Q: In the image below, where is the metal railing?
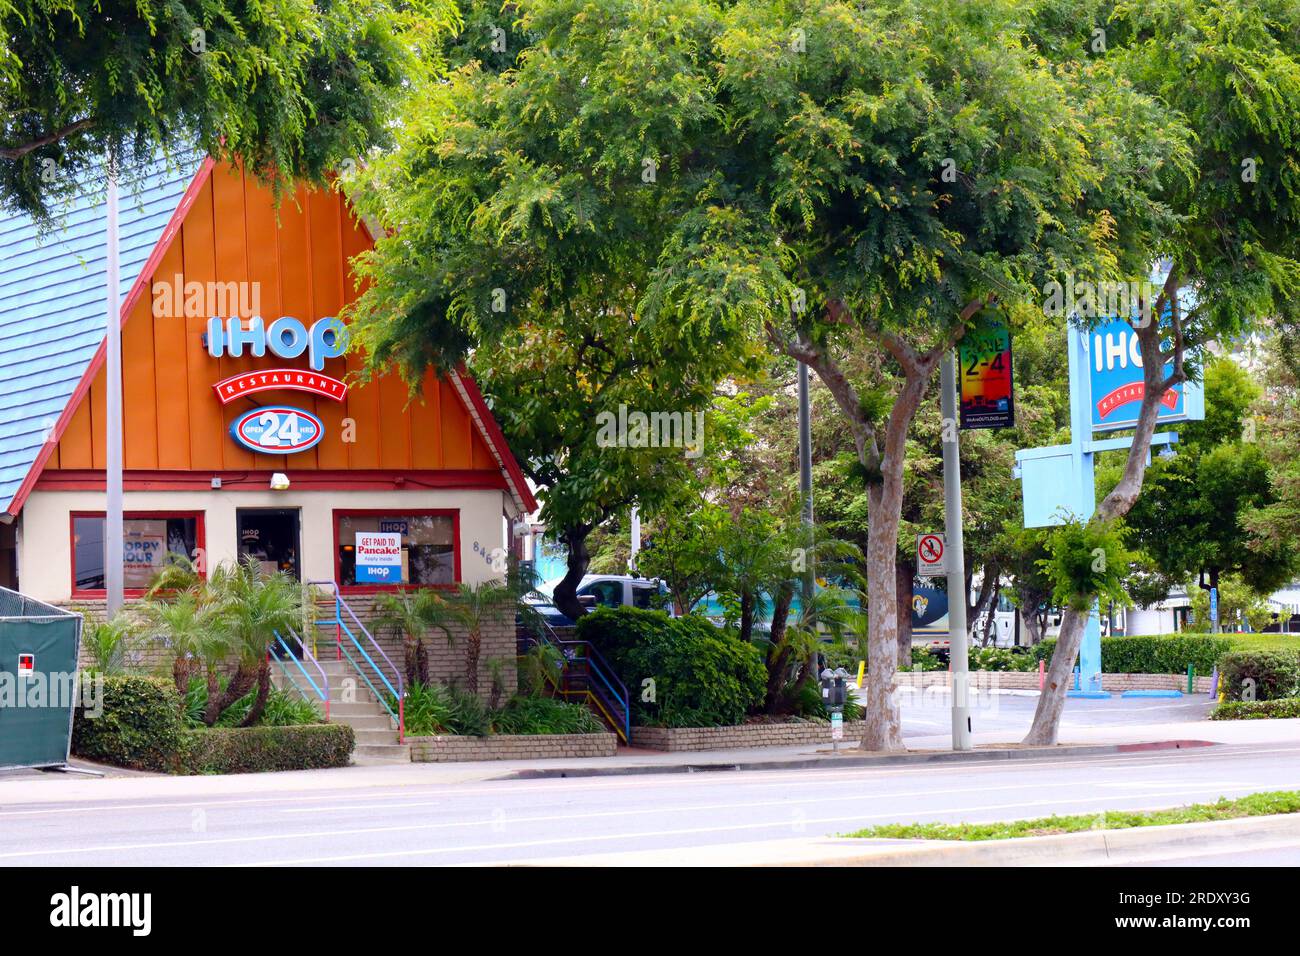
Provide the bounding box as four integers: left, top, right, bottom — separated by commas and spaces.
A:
309, 580, 405, 742
520, 621, 631, 744
270, 625, 330, 721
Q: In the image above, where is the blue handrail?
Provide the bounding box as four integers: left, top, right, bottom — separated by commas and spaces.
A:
309, 581, 405, 741
525, 623, 630, 742
272, 627, 329, 721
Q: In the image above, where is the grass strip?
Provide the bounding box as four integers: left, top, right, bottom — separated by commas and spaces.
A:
843, 790, 1300, 841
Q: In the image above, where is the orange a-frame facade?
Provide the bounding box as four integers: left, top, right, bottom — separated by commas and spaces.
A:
6, 158, 535, 602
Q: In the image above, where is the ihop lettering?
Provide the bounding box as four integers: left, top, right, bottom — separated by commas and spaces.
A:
206, 316, 347, 371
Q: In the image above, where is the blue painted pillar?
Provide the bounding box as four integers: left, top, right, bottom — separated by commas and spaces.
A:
1067, 326, 1104, 692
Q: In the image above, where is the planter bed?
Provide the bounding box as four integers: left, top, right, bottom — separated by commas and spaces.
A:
892, 671, 1213, 693
630, 720, 863, 752
407, 732, 617, 762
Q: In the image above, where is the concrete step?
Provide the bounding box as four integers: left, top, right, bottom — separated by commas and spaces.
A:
353, 743, 411, 764
352, 728, 402, 745
328, 702, 391, 718
329, 714, 394, 731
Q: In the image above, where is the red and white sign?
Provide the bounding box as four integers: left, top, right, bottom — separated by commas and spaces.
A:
917, 533, 946, 577
212, 368, 347, 405
17, 653, 34, 677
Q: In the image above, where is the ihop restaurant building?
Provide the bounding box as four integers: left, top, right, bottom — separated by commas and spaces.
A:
0, 155, 536, 602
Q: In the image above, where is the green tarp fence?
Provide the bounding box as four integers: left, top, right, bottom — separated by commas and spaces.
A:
0, 587, 82, 770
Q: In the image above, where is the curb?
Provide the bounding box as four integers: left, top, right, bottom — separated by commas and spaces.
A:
516, 811, 1300, 867
501, 738, 1215, 780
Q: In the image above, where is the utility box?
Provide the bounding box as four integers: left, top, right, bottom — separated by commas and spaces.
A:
0, 587, 82, 770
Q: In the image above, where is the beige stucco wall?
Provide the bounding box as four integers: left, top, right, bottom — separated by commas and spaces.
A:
17, 487, 515, 602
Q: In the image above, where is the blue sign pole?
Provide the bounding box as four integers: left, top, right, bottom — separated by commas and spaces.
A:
1016, 308, 1202, 699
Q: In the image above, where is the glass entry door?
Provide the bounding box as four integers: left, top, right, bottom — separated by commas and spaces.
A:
236, 508, 301, 580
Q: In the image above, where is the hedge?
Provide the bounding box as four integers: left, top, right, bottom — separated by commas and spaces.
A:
1217, 650, 1300, 702
1031, 634, 1233, 676
1210, 698, 1300, 720
72, 675, 185, 772
71, 674, 354, 773
577, 607, 766, 727
178, 724, 354, 774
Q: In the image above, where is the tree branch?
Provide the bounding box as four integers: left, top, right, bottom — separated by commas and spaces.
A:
0, 118, 96, 160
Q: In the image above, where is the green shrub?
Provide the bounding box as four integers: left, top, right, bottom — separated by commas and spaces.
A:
1210, 698, 1300, 720
178, 724, 353, 774
183, 676, 321, 728
399, 682, 456, 736
492, 696, 605, 735
968, 647, 1036, 672
1033, 634, 1233, 676
447, 687, 492, 736
909, 646, 946, 671
1217, 650, 1300, 702
72, 675, 184, 772
578, 607, 765, 727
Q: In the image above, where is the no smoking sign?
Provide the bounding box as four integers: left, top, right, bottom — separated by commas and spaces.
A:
917, 533, 946, 576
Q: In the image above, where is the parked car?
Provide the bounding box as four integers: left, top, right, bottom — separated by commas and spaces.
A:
524, 574, 673, 627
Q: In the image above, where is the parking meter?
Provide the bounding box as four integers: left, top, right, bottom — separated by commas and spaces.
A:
820, 667, 851, 751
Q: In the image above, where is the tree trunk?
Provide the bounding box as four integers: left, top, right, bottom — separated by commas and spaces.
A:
465, 629, 482, 695
215, 662, 258, 721
739, 590, 755, 644
240, 659, 272, 727
173, 656, 194, 698
763, 584, 796, 713
552, 525, 592, 622
1024, 279, 1186, 744
203, 667, 222, 727
895, 559, 914, 667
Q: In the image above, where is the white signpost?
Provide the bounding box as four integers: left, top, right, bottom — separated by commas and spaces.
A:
917, 533, 947, 577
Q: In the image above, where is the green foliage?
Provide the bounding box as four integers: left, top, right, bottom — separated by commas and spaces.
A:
1040, 518, 1137, 612
1218, 650, 1300, 702
968, 647, 1036, 672
846, 791, 1300, 841
399, 682, 456, 736
1034, 634, 1235, 676
491, 696, 605, 735
79, 611, 140, 676
178, 725, 353, 775
0, 0, 455, 218
577, 607, 766, 727
71, 676, 184, 772
446, 687, 493, 737
182, 676, 321, 728
518, 641, 565, 697
1211, 698, 1300, 720
1188, 575, 1274, 633
909, 646, 947, 672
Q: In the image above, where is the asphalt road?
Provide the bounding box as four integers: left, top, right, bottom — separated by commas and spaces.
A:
2, 740, 1298, 866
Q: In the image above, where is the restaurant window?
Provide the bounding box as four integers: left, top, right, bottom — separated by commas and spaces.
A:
335, 511, 458, 588
71, 512, 202, 594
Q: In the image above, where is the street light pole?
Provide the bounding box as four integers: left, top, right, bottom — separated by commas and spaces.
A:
940, 351, 972, 750
105, 159, 124, 617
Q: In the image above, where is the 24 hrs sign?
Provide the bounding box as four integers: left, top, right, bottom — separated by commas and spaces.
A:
229, 406, 324, 454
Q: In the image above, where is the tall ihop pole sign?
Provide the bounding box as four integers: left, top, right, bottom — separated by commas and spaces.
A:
204, 315, 349, 455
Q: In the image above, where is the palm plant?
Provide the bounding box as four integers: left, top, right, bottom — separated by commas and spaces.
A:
205, 556, 306, 726
373, 588, 452, 688
80, 611, 140, 676
761, 584, 867, 714
139, 592, 231, 723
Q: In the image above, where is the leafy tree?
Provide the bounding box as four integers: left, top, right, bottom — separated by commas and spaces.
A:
1023, 0, 1300, 743
1188, 573, 1273, 633
1243, 339, 1300, 558
0, 0, 449, 216
1112, 357, 1295, 619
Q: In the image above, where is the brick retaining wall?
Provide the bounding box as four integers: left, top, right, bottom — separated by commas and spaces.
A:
631, 721, 863, 752
407, 732, 617, 762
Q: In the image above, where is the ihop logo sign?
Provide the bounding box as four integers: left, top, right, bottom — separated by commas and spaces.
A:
206, 316, 347, 371
1089, 318, 1203, 432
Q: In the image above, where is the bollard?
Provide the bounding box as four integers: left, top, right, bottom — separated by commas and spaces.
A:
856, 660, 865, 689
1038, 658, 1045, 691
1187, 663, 1194, 695
1073, 666, 1080, 691
1209, 665, 1219, 699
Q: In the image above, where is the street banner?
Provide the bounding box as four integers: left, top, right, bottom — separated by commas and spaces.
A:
958, 313, 1015, 429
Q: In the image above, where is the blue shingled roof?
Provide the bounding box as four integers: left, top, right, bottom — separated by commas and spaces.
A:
0, 154, 202, 515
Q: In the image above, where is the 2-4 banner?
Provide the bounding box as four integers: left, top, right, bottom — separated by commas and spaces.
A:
958, 312, 1014, 430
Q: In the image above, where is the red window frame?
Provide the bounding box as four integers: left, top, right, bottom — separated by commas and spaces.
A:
332, 508, 461, 593
69, 510, 207, 599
